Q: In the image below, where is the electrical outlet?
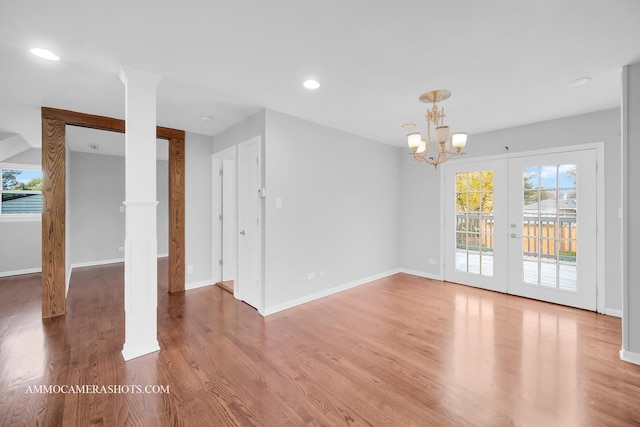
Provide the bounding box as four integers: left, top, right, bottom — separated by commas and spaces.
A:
118, 246, 125, 251
428, 259, 437, 265
319, 270, 326, 277
307, 272, 315, 281
187, 265, 194, 274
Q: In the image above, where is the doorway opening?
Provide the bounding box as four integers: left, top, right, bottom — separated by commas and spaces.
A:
212, 146, 236, 295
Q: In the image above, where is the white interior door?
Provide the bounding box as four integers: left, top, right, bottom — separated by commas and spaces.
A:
237, 138, 262, 310
507, 150, 597, 310
444, 159, 508, 292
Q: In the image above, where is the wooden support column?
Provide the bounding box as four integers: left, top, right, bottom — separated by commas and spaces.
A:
119, 65, 162, 361
41, 117, 66, 318
169, 137, 185, 293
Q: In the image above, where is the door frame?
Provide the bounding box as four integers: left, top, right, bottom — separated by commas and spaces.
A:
41, 107, 186, 319
440, 142, 605, 312
212, 146, 237, 286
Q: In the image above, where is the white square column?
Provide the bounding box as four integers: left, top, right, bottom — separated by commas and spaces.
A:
621, 61, 640, 366
119, 65, 162, 361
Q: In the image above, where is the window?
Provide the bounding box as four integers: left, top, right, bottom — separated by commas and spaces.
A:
1, 166, 43, 216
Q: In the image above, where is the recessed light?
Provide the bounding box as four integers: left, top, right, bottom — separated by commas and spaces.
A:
30, 48, 60, 61
200, 115, 214, 121
303, 79, 320, 90
401, 123, 416, 129
564, 77, 591, 88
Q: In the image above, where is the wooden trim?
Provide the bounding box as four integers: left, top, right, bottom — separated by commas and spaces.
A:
158, 127, 185, 140
41, 107, 184, 140
42, 107, 125, 133
41, 117, 66, 318
169, 138, 185, 293
40, 107, 186, 318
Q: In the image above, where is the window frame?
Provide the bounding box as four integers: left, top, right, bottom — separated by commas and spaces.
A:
1, 162, 43, 222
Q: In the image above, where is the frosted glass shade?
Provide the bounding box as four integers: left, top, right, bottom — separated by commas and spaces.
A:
435, 126, 450, 143
417, 140, 428, 153
451, 132, 468, 149
407, 132, 422, 150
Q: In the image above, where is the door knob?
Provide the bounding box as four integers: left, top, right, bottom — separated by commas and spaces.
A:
510, 233, 519, 238
240, 230, 246, 236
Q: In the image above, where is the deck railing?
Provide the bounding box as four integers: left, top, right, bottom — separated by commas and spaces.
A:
456, 214, 577, 262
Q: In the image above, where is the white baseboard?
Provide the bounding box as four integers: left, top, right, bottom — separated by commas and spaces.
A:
603, 308, 622, 318
620, 348, 640, 365
71, 258, 125, 270
399, 268, 443, 281
262, 268, 402, 316
122, 342, 160, 361
66, 266, 72, 296
0, 267, 41, 278
185, 278, 216, 291
70, 254, 169, 271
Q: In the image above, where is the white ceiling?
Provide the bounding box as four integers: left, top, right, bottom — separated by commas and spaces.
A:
1, 0, 639, 150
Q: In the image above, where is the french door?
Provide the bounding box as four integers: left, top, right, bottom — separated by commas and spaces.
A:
444, 149, 598, 311
507, 151, 597, 310
444, 160, 508, 293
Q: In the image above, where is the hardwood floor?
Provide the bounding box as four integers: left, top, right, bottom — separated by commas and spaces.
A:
217, 280, 234, 295
1, 262, 639, 426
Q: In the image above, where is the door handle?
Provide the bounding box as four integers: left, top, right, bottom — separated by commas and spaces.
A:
240, 230, 246, 236
510, 233, 520, 238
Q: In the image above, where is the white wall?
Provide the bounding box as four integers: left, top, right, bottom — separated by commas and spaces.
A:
400, 108, 622, 312
213, 111, 266, 155
0, 221, 41, 276
184, 132, 214, 288
263, 110, 401, 311
69, 152, 169, 265
0, 149, 41, 276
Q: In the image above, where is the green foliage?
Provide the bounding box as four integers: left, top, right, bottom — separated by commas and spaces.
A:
2, 170, 42, 191
2, 169, 20, 190
456, 170, 494, 213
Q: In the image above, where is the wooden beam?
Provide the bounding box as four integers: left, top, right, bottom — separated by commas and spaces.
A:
42, 107, 125, 133
40, 107, 187, 318
41, 117, 66, 318
168, 137, 185, 293
41, 107, 184, 140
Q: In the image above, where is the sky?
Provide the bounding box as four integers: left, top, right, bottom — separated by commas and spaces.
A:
524, 164, 576, 189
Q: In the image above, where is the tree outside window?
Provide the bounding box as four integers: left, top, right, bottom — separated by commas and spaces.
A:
1, 167, 43, 215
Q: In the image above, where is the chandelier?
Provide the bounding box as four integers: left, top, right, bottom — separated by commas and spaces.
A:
405, 89, 467, 168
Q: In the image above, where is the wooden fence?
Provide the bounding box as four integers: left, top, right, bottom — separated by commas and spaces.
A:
456, 214, 577, 260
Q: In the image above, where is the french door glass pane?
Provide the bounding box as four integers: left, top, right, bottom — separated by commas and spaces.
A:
455, 170, 494, 276
521, 164, 577, 290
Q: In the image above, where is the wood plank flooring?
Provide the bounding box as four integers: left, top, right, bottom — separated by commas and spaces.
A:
218, 280, 234, 295
1, 261, 639, 426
